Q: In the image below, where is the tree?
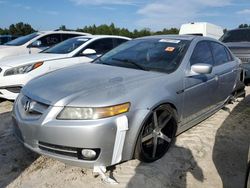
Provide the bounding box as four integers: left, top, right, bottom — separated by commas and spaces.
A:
59, 25, 67, 31
239, 24, 250, 28
8, 22, 35, 36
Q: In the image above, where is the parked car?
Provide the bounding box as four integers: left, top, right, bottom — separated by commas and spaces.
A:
220, 28, 250, 85
0, 31, 90, 60
0, 35, 130, 100
0, 35, 18, 45
179, 22, 224, 40
13, 35, 243, 169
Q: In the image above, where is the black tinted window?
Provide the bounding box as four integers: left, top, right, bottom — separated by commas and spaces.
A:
210, 42, 229, 65
86, 38, 114, 54
220, 29, 250, 42
190, 41, 214, 65
61, 34, 82, 41
38, 34, 62, 47
113, 38, 128, 47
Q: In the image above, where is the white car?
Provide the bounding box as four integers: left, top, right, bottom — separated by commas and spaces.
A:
0, 31, 91, 59
0, 35, 130, 100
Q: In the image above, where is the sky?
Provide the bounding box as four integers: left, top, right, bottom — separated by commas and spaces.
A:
0, 0, 250, 31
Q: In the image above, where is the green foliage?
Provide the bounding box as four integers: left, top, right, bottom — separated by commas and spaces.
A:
238, 24, 250, 28
76, 23, 179, 38
0, 22, 180, 38
0, 22, 36, 36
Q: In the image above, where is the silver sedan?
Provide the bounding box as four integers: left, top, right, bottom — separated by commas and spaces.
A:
13, 35, 243, 168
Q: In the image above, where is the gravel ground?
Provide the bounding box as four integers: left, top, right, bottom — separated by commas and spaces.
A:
0, 87, 249, 188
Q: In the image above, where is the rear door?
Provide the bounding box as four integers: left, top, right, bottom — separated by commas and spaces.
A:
209, 41, 237, 104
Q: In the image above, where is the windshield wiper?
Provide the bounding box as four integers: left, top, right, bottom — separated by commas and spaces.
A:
112, 58, 147, 71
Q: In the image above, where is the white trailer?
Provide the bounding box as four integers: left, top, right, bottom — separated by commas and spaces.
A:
179, 22, 224, 40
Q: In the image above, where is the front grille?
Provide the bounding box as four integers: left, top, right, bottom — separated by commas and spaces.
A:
17, 94, 49, 120
38, 141, 100, 160
6, 86, 22, 93
239, 57, 250, 63
39, 142, 78, 158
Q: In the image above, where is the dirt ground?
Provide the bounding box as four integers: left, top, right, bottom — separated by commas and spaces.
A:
0, 88, 249, 188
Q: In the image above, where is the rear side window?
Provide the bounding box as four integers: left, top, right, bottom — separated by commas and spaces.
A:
61, 34, 82, 41
86, 38, 114, 54
220, 29, 250, 42
38, 34, 62, 47
113, 38, 128, 48
210, 42, 229, 65
190, 41, 214, 66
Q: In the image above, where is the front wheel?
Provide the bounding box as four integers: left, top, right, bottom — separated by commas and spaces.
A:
134, 105, 177, 162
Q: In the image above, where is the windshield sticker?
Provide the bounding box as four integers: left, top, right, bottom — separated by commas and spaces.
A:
165, 47, 175, 52
159, 39, 180, 43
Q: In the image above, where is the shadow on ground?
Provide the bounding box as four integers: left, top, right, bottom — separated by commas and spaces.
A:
0, 111, 39, 188
125, 140, 204, 188
213, 95, 250, 188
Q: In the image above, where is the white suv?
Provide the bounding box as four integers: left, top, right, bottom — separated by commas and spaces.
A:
0, 31, 90, 59
0, 35, 130, 100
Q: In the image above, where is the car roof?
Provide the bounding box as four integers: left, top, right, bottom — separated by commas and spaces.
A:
71, 35, 131, 40
138, 34, 197, 41
37, 30, 91, 36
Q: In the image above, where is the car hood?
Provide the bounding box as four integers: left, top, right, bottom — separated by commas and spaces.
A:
0, 45, 22, 59
0, 53, 68, 67
23, 63, 164, 106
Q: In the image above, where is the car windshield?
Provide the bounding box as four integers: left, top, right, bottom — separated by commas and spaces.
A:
5, 32, 39, 46
95, 38, 190, 73
220, 29, 250, 43
42, 37, 90, 54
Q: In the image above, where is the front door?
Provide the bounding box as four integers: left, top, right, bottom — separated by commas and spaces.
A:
182, 41, 217, 124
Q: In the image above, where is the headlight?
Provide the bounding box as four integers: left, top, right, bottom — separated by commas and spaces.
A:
57, 103, 130, 120
4, 61, 43, 76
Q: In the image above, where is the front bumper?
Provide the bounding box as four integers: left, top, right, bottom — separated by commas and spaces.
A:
0, 86, 22, 100
0, 73, 28, 100
12, 96, 129, 168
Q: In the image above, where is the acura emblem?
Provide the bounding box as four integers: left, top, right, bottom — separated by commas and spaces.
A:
24, 100, 31, 112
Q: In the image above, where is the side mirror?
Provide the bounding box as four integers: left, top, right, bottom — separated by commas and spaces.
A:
30, 40, 42, 48
81, 48, 97, 56
191, 63, 213, 75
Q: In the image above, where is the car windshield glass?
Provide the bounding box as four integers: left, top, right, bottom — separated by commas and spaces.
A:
42, 37, 90, 54
5, 32, 39, 46
95, 38, 190, 73
220, 29, 250, 42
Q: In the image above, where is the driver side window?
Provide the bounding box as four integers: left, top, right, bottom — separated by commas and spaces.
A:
190, 41, 214, 66
84, 38, 114, 55
36, 34, 62, 47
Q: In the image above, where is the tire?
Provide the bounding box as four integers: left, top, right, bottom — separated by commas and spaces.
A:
134, 104, 177, 162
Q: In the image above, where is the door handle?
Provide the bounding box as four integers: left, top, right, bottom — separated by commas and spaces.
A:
214, 75, 219, 81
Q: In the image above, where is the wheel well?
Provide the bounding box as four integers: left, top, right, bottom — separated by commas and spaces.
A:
153, 102, 178, 119
132, 102, 178, 159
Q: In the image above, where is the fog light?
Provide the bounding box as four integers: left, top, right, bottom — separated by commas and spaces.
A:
81, 149, 96, 159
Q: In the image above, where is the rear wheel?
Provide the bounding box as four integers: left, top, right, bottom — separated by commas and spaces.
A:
135, 105, 177, 162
